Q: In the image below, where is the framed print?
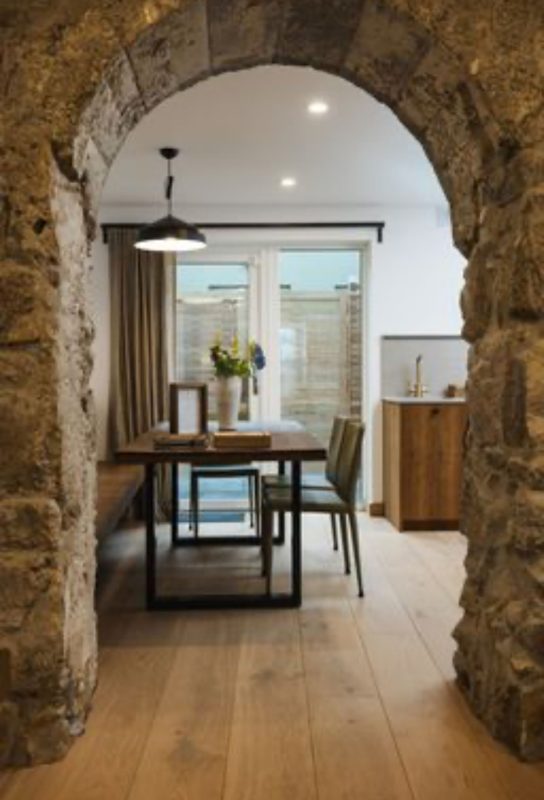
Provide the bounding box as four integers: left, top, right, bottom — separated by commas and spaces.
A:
169, 382, 208, 435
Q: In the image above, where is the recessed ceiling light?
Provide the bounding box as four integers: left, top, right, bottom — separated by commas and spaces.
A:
281, 176, 297, 188
308, 99, 329, 115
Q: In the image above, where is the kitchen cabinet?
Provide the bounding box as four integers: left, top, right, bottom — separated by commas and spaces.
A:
383, 398, 467, 531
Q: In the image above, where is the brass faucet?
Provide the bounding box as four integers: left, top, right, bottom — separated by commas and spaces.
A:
408, 354, 427, 397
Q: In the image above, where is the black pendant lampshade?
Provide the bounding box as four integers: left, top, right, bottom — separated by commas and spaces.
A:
135, 147, 207, 253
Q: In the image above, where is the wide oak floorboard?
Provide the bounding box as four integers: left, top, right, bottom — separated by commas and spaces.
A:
1, 516, 543, 800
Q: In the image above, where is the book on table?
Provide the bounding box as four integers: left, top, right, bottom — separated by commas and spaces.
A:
212, 431, 272, 449
153, 433, 208, 449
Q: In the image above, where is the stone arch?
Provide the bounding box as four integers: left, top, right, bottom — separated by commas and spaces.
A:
1, 0, 544, 765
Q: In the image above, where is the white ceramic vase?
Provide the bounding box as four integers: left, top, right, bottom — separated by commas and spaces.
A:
216, 375, 242, 430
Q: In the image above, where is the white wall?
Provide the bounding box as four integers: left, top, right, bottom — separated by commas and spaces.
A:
367, 206, 464, 500
91, 203, 465, 497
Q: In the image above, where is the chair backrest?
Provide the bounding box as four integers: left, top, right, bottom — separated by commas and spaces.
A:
335, 420, 365, 504
325, 416, 349, 483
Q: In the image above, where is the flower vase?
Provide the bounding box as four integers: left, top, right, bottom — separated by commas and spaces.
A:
216, 376, 242, 430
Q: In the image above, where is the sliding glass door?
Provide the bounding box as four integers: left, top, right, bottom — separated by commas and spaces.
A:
174, 245, 366, 499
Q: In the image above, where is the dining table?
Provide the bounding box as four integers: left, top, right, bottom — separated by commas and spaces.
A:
115, 422, 326, 610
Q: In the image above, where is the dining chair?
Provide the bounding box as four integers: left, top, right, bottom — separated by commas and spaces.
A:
261, 420, 365, 597
189, 462, 259, 536
262, 415, 350, 551
169, 382, 260, 536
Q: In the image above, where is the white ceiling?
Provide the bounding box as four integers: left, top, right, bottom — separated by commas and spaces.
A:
101, 65, 446, 209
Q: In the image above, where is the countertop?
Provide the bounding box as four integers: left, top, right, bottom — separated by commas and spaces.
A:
383, 396, 466, 404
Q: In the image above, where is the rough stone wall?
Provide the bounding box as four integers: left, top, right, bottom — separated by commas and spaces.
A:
456, 201, 544, 760
0, 139, 95, 762
1, 0, 543, 764
50, 165, 98, 742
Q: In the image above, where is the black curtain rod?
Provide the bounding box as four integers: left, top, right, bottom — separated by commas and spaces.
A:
101, 221, 385, 244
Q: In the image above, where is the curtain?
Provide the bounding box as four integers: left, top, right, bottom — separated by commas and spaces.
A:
108, 227, 170, 516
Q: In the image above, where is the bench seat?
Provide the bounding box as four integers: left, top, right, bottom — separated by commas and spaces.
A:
96, 461, 144, 541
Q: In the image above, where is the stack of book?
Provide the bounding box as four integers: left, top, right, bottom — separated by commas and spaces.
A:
212, 431, 272, 449
153, 433, 208, 449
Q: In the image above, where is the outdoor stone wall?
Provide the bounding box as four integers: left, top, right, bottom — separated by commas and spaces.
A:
1, 0, 543, 765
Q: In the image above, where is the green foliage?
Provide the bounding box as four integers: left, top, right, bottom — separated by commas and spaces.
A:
209, 335, 266, 378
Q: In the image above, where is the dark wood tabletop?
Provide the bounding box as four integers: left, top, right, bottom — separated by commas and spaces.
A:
115, 428, 327, 465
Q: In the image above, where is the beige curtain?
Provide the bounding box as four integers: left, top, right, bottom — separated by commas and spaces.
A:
108, 227, 170, 515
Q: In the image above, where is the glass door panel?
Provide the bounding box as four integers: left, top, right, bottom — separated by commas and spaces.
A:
175, 262, 250, 420
175, 261, 252, 522
279, 250, 362, 467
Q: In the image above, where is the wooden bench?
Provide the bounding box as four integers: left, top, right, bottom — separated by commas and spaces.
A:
96, 461, 144, 541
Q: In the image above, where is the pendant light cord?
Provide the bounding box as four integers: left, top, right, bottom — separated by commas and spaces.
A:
165, 158, 174, 216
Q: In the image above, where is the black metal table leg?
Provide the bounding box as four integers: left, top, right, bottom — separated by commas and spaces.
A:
145, 463, 156, 609
171, 462, 179, 546
278, 460, 286, 544
192, 471, 200, 538
291, 459, 302, 606
249, 474, 255, 528
142, 457, 304, 610
255, 470, 261, 539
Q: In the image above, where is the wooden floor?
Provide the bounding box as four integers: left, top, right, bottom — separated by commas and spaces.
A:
1, 514, 543, 800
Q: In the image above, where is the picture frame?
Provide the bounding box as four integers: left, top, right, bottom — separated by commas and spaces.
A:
169, 382, 208, 435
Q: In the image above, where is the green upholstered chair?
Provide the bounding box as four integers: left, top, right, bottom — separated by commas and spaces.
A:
262, 415, 350, 551
263, 415, 347, 491
261, 420, 365, 597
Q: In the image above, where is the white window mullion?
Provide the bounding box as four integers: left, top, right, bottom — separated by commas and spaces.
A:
257, 246, 281, 421
248, 254, 260, 420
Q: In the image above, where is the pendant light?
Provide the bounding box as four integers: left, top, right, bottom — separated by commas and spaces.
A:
134, 147, 207, 252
